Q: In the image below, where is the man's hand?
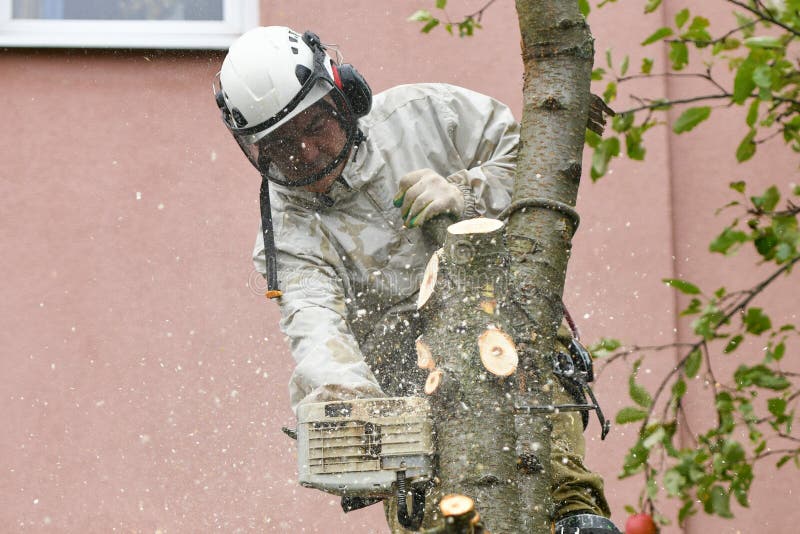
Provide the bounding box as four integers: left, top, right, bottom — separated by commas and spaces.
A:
393, 169, 465, 228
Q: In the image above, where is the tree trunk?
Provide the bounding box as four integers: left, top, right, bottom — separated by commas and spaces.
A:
509, 1, 594, 531
419, 218, 522, 533
417, 2, 595, 532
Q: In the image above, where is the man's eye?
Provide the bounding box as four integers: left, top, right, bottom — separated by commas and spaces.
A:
306, 117, 326, 135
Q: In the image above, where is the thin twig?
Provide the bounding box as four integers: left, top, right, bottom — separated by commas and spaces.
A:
725, 0, 800, 37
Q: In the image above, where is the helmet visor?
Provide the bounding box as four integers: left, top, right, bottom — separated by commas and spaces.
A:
236, 80, 356, 187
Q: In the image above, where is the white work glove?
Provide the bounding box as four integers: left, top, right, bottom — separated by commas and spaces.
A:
392, 169, 465, 228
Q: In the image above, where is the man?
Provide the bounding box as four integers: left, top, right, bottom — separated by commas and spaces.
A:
215, 26, 619, 533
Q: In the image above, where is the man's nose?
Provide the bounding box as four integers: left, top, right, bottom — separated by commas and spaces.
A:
297, 139, 321, 163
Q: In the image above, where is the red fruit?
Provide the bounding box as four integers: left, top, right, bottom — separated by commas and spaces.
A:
625, 513, 657, 534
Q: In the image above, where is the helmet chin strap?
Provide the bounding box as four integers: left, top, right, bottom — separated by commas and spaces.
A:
259, 175, 282, 299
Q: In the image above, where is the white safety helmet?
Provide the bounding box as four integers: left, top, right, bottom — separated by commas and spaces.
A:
215, 26, 371, 187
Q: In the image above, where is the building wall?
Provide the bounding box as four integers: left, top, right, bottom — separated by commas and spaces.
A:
1, 1, 796, 532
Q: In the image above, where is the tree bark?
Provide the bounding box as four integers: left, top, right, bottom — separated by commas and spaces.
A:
509, 1, 594, 531
417, 2, 595, 532
419, 218, 522, 533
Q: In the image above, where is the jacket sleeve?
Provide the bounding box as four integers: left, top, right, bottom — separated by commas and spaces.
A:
253, 209, 384, 414
439, 85, 519, 219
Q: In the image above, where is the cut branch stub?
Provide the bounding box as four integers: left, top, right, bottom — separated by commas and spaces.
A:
417, 248, 441, 309
439, 494, 475, 517
424, 368, 444, 395
478, 328, 518, 377
416, 337, 436, 370
447, 217, 504, 236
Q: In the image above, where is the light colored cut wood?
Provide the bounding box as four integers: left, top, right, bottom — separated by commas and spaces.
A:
424, 369, 443, 395
439, 494, 475, 517
415, 337, 435, 370
447, 217, 504, 235
416, 249, 441, 309
479, 298, 497, 315
478, 328, 518, 376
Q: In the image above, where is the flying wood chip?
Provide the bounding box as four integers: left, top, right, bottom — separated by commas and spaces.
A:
478, 328, 518, 376
416, 248, 441, 309
415, 337, 435, 370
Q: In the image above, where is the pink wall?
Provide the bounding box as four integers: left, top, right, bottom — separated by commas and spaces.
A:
1, 1, 796, 532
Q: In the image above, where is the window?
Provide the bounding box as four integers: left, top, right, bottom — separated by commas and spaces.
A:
0, 0, 259, 49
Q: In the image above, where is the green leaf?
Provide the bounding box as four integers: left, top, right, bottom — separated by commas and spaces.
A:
722, 440, 746, 463
730, 180, 747, 193
680, 297, 702, 316
683, 16, 712, 44
626, 129, 646, 160
744, 307, 771, 335
617, 406, 648, 424
408, 9, 432, 22
642, 27, 674, 46
753, 64, 773, 89
744, 36, 783, 49
592, 67, 606, 81
673, 106, 711, 133
751, 185, 780, 212
630, 375, 653, 408
736, 129, 757, 162
641, 57, 654, 74
669, 41, 689, 70
710, 485, 733, 518
746, 100, 759, 127
589, 337, 622, 358
710, 227, 748, 254
435, 0, 447, 9
678, 500, 696, 524
733, 59, 756, 104
664, 469, 687, 497
603, 81, 617, 103
663, 278, 701, 294
734, 364, 790, 390
578, 0, 591, 17
768, 397, 787, 417
421, 18, 440, 33
621, 440, 650, 476
620, 55, 630, 77
684, 349, 702, 378
675, 8, 690, 28
724, 334, 743, 353
672, 377, 687, 399
769, 341, 786, 361
612, 112, 634, 132
591, 136, 620, 180
644, 0, 662, 13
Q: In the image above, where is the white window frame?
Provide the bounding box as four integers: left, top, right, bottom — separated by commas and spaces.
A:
0, 0, 258, 49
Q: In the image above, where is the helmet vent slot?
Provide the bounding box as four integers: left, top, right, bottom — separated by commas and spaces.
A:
295, 64, 312, 85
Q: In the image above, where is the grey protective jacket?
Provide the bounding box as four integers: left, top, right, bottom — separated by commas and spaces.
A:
253, 83, 519, 412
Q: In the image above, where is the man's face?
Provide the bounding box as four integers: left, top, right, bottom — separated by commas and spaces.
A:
258, 97, 348, 193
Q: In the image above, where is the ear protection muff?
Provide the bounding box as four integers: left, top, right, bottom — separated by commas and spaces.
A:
301, 30, 372, 119
332, 62, 372, 118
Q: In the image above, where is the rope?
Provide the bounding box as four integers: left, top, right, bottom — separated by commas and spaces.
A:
497, 197, 580, 234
